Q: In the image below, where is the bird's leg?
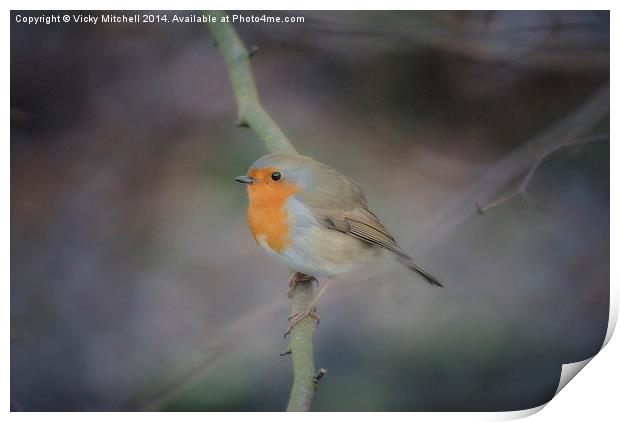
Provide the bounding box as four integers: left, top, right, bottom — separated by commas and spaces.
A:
287, 272, 317, 299
305, 276, 334, 312
285, 277, 334, 337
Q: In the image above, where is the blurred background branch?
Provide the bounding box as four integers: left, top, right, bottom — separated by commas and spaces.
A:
477, 133, 610, 213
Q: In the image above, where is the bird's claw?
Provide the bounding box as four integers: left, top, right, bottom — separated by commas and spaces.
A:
287, 272, 318, 299
284, 309, 320, 338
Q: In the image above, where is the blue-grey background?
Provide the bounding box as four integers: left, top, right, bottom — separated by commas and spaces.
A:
11, 10, 609, 411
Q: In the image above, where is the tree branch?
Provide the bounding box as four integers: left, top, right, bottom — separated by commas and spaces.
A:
477, 133, 609, 213
286, 277, 317, 411
205, 10, 297, 155
205, 10, 318, 412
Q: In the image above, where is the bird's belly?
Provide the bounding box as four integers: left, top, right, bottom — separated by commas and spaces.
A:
253, 197, 373, 278
276, 223, 373, 278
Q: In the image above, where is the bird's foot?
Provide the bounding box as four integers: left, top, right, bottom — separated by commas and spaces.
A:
284, 308, 320, 338
287, 272, 318, 299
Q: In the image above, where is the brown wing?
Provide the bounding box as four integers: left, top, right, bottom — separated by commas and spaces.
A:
297, 157, 442, 287
318, 206, 406, 256
318, 206, 443, 287
296, 157, 404, 255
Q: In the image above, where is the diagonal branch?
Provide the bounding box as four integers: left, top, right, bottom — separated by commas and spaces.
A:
205, 10, 297, 155
477, 133, 609, 213
205, 10, 317, 412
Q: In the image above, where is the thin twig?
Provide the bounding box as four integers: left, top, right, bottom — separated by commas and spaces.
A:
477, 133, 609, 213
313, 368, 328, 387
205, 10, 318, 412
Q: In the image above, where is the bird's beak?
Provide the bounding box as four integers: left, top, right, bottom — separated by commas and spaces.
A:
234, 175, 254, 184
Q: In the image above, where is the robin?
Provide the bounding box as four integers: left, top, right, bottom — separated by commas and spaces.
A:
235, 153, 442, 333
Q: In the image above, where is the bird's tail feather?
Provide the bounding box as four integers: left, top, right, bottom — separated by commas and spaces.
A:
395, 253, 443, 287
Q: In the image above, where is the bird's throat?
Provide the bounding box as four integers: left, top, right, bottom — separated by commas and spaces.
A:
247, 182, 299, 253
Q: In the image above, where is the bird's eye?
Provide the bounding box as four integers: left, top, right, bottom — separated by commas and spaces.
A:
271, 171, 282, 181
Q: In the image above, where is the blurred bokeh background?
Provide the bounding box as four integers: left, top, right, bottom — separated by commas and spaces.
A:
11, 10, 609, 411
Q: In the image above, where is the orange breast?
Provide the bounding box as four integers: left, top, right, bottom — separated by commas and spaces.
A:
246, 170, 299, 253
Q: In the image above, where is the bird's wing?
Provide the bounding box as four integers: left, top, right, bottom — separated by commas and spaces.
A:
296, 162, 405, 256
312, 204, 443, 286
318, 206, 406, 256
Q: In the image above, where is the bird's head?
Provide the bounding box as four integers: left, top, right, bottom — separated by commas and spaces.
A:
235, 153, 311, 203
